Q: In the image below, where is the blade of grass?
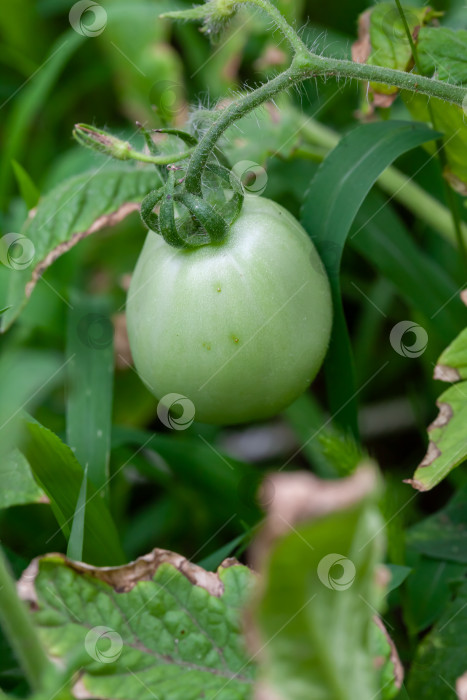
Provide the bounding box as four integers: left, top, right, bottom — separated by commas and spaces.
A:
0, 30, 83, 208
11, 160, 40, 210
301, 120, 438, 438
67, 466, 88, 562
66, 292, 114, 500
23, 418, 125, 566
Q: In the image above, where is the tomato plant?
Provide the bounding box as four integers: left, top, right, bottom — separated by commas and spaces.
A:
1, 1, 467, 699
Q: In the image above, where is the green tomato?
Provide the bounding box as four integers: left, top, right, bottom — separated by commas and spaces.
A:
127, 195, 332, 425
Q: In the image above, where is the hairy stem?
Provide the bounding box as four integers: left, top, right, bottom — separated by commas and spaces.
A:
185, 54, 466, 193
0, 547, 51, 691
185, 64, 300, 194
237, 0, 308, 54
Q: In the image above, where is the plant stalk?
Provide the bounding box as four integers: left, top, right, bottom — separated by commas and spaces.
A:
0, 547, 51, 691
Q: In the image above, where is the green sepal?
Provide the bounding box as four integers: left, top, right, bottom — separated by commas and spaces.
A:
140, 187, 165, 232
159, 170, 190, 248
176, 191, 229, 243
153, 128, 198, 147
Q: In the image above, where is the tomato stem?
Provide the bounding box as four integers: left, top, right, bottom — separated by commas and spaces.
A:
181, 0, 466, 197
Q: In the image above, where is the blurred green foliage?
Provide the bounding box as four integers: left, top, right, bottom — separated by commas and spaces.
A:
1, 1, 467, 696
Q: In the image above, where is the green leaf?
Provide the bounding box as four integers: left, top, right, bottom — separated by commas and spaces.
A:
418, 27, 467, 84
66, 292, 114, 497
0, 449, 45, 509
365, 4, 432, 96
407, 483, 467, 562
351, 191, 464, 342
23, 552, 256, 699
0, 349, 64, 460
403, 555, 464, 633
250, 466, 390, 700
67, 467, 88, 562
23, 419, 125, 566
408, 581, 467, 698
435, 327, 467, 381
300, 120, 437, 437
408, 326, 467, 490
385, 564, 412, 594
11, 160, 40, 210
403, 92, 467, 196
111, 426, 261, 525
0, 166, 161, 333
0, 30, 84, 209
404, 28, 467, 194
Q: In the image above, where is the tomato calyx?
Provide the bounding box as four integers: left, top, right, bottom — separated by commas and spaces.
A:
140, 161, 245, 249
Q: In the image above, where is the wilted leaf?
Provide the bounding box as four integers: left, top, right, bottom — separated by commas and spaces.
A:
352, 4, 433, 104
19, 550, 256, 700
248, 466, 399, 700
408, 322, 467, 490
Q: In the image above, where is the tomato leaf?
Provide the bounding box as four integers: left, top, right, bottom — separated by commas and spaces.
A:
0, 449, 45, 510
0, 349, 64, 461
407, 480, 467, 563
301, 120, 437, 437
404, 555, 464, 634
19, 552, 256, 699
408, 581, 467, 698
0, 166, 161, 333
248, 466, 400, 700
417, 26, 467, 84
408, 325, 467, 491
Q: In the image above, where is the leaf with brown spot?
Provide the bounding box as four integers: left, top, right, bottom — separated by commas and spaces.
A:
19, 550, 256, 700
0, 166, 161, 333
409, 322, 467, 490
351, 3, 433, 107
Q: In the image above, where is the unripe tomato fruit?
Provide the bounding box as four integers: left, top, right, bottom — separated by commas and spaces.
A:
127, 195, 332, 425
